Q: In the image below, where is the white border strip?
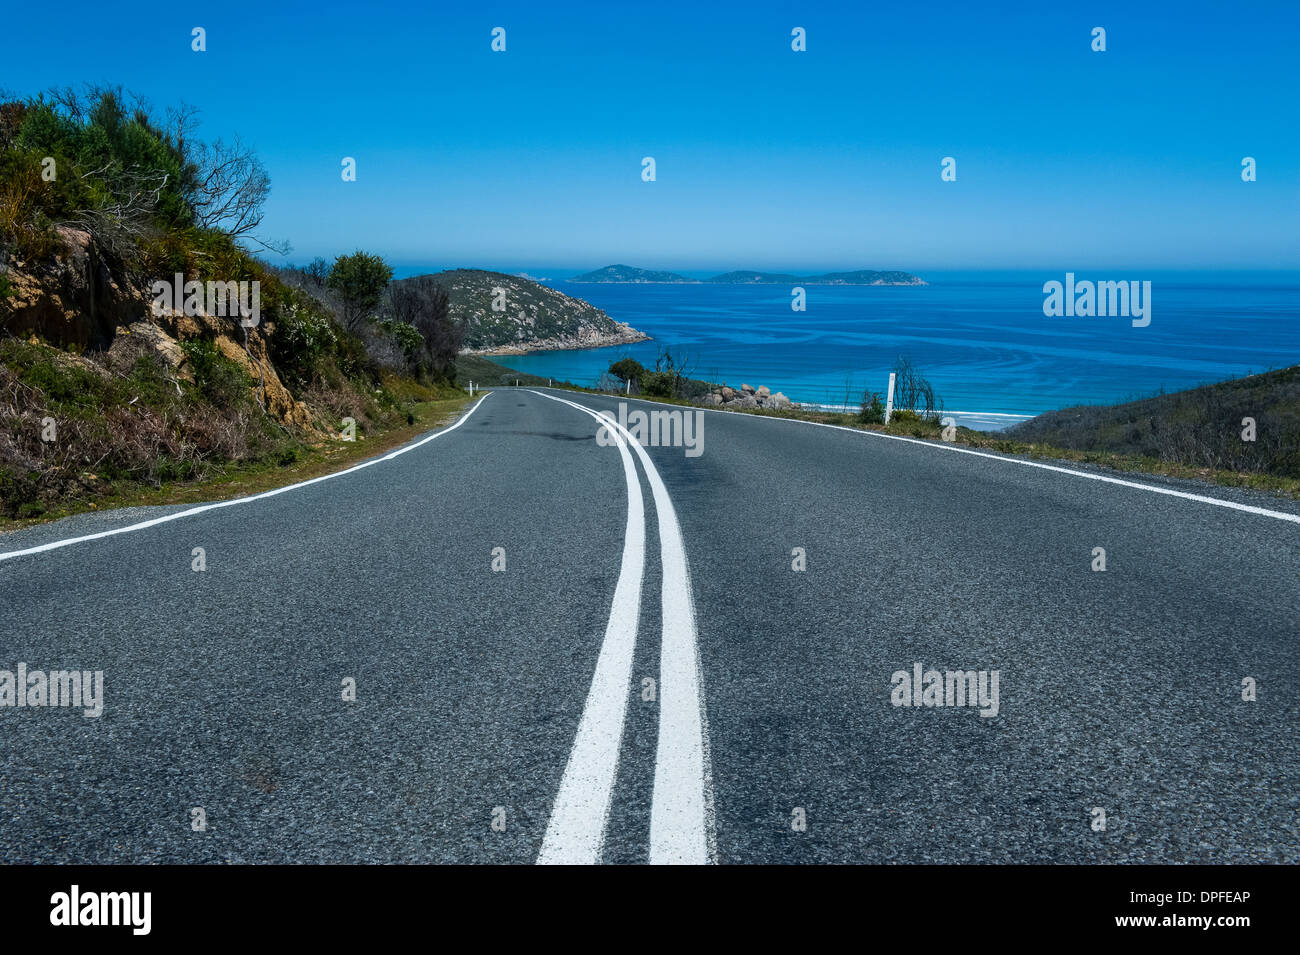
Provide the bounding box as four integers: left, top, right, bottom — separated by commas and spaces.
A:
0, 393, 494, 563
540, 389, 1300, 527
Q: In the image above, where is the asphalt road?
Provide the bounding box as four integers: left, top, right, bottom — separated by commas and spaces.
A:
1, 387, 1297, 863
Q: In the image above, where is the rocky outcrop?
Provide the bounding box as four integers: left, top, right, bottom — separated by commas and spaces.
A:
463, 323, 647, 356
2, 228, 312, 429
114, 309, 314, 430
1, 227, 143, 349
697, 382, 792, 411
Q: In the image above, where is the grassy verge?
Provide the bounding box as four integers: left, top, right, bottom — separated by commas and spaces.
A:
0, 393, 477, 532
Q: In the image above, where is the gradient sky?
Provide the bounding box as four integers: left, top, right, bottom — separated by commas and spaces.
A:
5, 0, 1297, 272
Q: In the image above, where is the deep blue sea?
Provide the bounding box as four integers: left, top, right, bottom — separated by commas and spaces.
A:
491, 272, 1300, 431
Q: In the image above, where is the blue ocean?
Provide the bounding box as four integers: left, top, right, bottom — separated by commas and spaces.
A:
491, 272, 1300, 431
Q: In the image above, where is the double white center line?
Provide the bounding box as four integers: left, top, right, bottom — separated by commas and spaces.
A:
533, 391, 714, 865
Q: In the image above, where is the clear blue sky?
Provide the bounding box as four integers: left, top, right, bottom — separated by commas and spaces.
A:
5, 0, 1297, 272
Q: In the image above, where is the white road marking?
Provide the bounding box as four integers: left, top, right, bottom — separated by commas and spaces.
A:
536, 397, 646, 865
533, 390, 715, 865
542, 389, 1300, 527
0, 394, 494, 563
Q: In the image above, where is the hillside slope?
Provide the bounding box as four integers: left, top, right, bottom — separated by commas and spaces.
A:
1009, 366, 1300, 477
412, 269, 648, 353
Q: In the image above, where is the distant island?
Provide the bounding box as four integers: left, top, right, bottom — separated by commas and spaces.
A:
571, 265, 693, 284
569, 264, 926, 286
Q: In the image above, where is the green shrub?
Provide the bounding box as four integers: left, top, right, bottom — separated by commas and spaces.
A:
886, 409, 943, 437
5, 91, 193, 259
12, 345, 108, 411
378, 318, 423, 362
154, 457, 197, 483
270, 304, 339, 385
641, 370, 675, 397
180, 339, 251, 409
123, 354, 176, 407
333, 331, 380, 384
0, 467, 41, 519
858, 390, 885, 424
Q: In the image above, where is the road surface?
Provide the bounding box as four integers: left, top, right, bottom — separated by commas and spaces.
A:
1, 388, 1297, 863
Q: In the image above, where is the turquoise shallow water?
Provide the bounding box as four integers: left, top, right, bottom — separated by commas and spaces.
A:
490, 273, 1300, 431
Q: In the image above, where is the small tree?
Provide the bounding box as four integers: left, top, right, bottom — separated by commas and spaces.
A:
609, 357, 646, 385
387, 275, 462, 381
303, 257, 329, 287
891, 356, 940, 418
328, 251, 392, 332
653, 346, 694, 398
186, 136, 288, 252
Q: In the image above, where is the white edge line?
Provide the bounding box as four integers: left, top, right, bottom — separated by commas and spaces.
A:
536, 394, 646, 865
0, 393, 495, 563
530, 388, 1300, 527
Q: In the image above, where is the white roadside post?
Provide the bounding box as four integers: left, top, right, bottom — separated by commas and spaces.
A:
469, 381, 474, 396
884, 372, 896, 424
626, 379, 631, 395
